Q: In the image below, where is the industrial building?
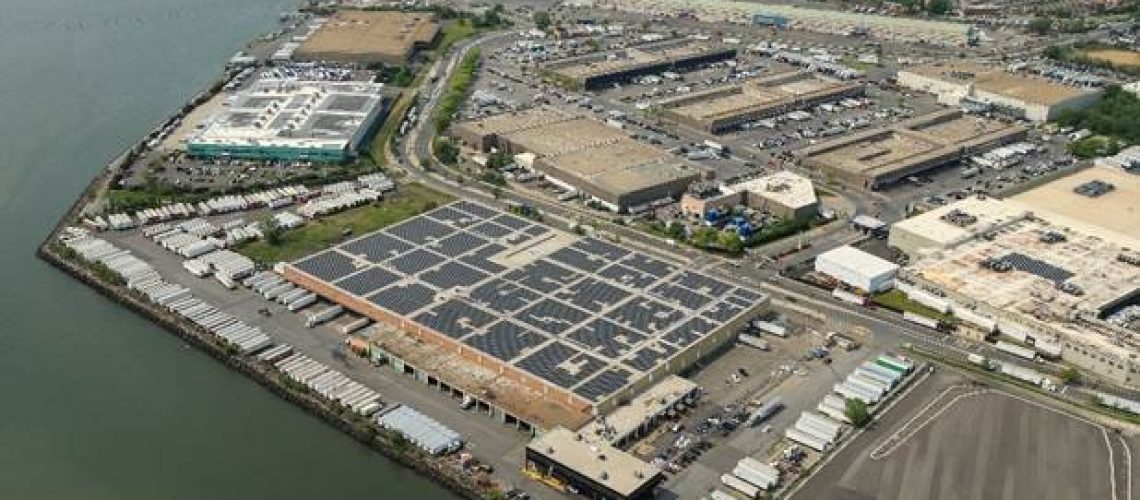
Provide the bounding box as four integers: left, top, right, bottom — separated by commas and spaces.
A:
283, 201, 767, 430
293, 10, 440, 66
679, 170, 819, 220
815, 245, 899, 293
452, 108, 703, 211
542, 39, 736, 90
658, 71, 864, 134
603, 0, 976, 46
186, 79, 387, 162
890, 169, 1140, 389
896, 62, 1102, 122
796, 109, 1027, 189
525, 426, 665, 500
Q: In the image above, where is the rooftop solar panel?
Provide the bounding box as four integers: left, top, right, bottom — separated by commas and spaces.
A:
289, 200, 767, 407
341, 232, 414, 263
463, 320, 549, 362
574, 368, 633, 401
414, 299, 496, 340
516, 298, 592, 335
334, 266, 401, 297
420, 261, 489, 290
386, 248, 447, 275
295, 250, 359, 281
368, 282, 436, 315
470, 278, 542, 314
387, 216, 455, 245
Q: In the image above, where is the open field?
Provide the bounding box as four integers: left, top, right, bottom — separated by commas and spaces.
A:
1083, 49, 1140, 67
237, 183, 452, 264
794, 370, 1132, 500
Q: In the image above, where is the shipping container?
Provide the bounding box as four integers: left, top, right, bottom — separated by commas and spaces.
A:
835, 381, 879, 404
876, 355, 914, 374
903, 311, 940, 330
738, 333, 769, 350
721, 473, 759, 499
831, 288, 866, 305
785, 427, 830, 452
747, 397, 783, 426
995, 341, 1038, 361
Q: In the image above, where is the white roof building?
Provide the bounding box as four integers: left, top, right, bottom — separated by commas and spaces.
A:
815, 245, 898, 292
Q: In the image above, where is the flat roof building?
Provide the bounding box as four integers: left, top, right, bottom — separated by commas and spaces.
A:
658, 71, 864, 133
602, 0, 976, 46
891, 168, 1140, 389
680, 170, 819, 220
453, 108, 703, 211
294, 11, 440, 66
815, 245, 899, 293
187, 79, 387, 162
526, 427, 665, 500
543, 39, 736, 90
897, 62, 1101, 122
284, 201, 767, 430
797, 109, 1027, 189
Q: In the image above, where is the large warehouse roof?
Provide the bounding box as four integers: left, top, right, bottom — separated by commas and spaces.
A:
285, 201, 764, 420
294, 10, 439, 64
902, 62, 1093, 106
456, 109, 702, 207
188, 78, 385, 153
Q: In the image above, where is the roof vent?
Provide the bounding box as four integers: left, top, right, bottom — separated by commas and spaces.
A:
600, 471, 609, 481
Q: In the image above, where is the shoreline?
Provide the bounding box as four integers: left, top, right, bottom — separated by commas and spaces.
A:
35, 48, 494, 500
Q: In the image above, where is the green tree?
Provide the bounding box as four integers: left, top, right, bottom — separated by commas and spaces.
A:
1028, 17, 1052, 35
533, 10, 552, 30
433, 137, 460, 164
691, 227, 719, 248
1060, 367, 1081, 385
260, 215, 283, 246
846, 398, 872, 428
926, 0, 953, 15
717, 230, 744, 255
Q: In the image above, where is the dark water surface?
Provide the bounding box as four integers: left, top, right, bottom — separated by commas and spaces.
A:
0, 1, 455, 498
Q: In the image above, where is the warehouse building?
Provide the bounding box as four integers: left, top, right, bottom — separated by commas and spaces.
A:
283, 201, 768, 430
604, 0, 976, 46
896, 62, 1101, 122
815, 245, 899, 293
187, 79, 387, 162
679, 170, 819, 220
891, 169, 1140, 389
526, 427, 665, 500
542, 39, 736, 90
796, 109, 1027, 189
453, 108, 703, 211
658, 71, 864, 134
294, 10, 440, 66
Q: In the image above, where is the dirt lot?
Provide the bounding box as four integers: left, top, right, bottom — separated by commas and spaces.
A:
1083, 49, 1140, 67
793, 370, 1135, 500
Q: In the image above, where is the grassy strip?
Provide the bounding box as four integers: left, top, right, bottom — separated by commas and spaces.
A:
436, 20, 476, 53
872, 289, 955, 323
434, 48, 481, 131
236, 183, 452, 264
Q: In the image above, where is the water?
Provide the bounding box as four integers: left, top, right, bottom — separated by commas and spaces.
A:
0, 1, 456, 498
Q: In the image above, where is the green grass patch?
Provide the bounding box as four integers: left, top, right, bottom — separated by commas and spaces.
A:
436, 20, 476, 53
434, 48, 481, 131
872, 289, 955, 322
235, 183, 452, 264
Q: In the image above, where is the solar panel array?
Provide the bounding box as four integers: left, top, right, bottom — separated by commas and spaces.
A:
290, 201, 763, 403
